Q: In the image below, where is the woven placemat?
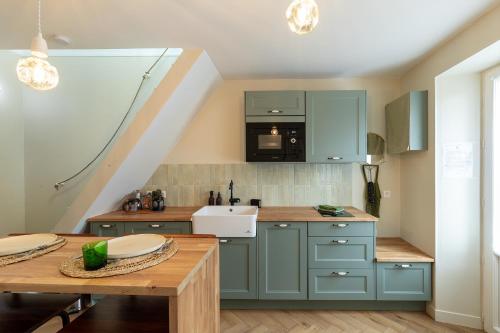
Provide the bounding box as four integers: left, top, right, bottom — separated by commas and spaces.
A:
0, 237, 67, 267
59, 238, 179, 278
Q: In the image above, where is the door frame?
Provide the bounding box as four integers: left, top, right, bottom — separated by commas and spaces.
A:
482, 65, 500, 333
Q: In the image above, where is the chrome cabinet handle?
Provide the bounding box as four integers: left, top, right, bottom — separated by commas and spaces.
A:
332, 271, 349, 276
327, 157, 343, 160
395, 264, 412, 269
100, 224, 113, 228
332, 239, 348, 244
149, 224, 162, 228
219, 239, 232, 243
332, 223, 348, 228
268, 109, 283, 114
275, 223, 289, 228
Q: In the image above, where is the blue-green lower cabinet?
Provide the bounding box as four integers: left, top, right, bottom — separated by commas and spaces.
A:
309, 269, 375, 300
90, 222, 125, 237
376, 263, 431, 301
219, 238, 257, 299
123, 222, 191, 235
308, 237, 374, 269
258, 222, 308, 300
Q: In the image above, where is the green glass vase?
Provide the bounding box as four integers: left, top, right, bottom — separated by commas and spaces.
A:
82, 240, 108, 271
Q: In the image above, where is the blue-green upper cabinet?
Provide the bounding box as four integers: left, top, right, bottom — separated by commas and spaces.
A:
306, 91, 367, 163
245, 91, 305, 117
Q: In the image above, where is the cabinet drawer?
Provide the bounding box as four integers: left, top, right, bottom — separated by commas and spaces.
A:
377, 263, 432, 301
220, 238, 257, 299
309, 269, 375, 300
245, 91, 305, 117
308, 222, 374, 237
123, 222, 191, 235
308, 237, 374, 268
90, 222, 124, 237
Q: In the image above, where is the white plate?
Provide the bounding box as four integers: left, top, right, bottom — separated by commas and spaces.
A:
0, 233, 59, 256
107, 234, 166, 259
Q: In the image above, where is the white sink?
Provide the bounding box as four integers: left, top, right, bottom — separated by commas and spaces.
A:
192, 206, 258, 237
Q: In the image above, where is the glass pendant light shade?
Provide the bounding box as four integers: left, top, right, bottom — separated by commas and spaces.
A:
286, 0, 319, 35
16, 56, 59, 91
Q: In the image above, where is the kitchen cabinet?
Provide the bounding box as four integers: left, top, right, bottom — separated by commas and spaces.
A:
306, 91, 367, 163
258, 222, 308, 300
308, 236, 374, 269
308, 221, 375, 237
90, 222, 125, 237
376, 263, 431, 301
245, 91, 305, 118
219, 238, 257, 299
385, 90, 428, 154
123, 222, 191, 235
309, 268, 376, 300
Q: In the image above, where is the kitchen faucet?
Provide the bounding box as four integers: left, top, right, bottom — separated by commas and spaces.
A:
228, 180, 240, 206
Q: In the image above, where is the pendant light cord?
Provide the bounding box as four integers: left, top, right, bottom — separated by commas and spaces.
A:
54, 48, 169, 190
37, 0, 42, 34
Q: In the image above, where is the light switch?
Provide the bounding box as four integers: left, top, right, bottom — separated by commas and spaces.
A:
383, 190, 391, 198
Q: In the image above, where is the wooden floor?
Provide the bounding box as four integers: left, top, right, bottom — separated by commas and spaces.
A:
35, 310, 483, 333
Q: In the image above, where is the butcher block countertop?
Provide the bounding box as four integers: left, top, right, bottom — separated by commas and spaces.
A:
376, 238, 434, 263
87, 206, 378, 223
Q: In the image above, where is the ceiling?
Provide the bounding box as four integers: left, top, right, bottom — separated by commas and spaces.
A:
0, 0, 498, 78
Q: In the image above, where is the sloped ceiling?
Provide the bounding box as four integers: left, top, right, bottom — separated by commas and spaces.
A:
0, 0, 498, 78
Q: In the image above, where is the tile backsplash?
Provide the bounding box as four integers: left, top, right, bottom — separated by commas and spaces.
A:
144, 164, 353, 207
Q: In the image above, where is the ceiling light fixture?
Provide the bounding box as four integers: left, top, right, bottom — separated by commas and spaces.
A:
16, 0, 59, 91
286, 0, 319, 35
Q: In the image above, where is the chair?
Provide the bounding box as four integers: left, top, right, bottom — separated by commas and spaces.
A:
58, 296, 169, 333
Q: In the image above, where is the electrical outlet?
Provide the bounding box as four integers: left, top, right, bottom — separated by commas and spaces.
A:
383, 190, 391, 198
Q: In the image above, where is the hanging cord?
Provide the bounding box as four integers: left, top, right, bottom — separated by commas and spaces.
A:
54, 48, 169, 190
37, 0, 42, 34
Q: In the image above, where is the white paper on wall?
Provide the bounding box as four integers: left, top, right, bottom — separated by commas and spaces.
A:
442, 142, 473, 179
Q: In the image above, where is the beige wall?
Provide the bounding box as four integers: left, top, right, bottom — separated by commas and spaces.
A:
0, 52, 25, 236
164, 77, 401, 236
400, 5, 500, 257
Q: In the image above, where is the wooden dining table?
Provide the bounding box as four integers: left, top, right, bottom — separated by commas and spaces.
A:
0, 236, 220, 333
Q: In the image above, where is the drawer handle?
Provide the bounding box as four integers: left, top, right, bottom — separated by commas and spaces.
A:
219, 239, 232, 243
275, 224, 289, 228
327, 156, 343, 160
268, 109, 283, 114
395, 264, 412, 269
332, 271, 349, 276
100, 224, 114, 229
332, 223, 348, 228
149, 224, 161, 228
332, 239, 348, 245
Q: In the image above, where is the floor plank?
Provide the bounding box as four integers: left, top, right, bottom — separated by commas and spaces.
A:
35, 310, 484, 333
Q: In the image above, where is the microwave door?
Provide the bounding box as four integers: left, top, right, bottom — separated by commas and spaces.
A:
258, 134, 282, 150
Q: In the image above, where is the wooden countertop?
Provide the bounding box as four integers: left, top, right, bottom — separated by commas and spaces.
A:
0, 236, 219, 296
87, 206, 378, 223
376, 238, 434, 263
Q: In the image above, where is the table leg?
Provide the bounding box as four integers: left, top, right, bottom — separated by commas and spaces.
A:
169, 246, 220, 333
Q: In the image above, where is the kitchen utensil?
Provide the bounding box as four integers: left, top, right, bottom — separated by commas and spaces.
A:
82, 240, 108, 271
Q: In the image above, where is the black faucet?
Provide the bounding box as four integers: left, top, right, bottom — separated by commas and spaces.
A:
228, 180, 240, 206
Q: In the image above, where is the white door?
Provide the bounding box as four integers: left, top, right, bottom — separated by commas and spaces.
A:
483, 65, 500, 333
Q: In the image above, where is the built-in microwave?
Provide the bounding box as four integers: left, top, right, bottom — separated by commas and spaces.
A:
245, 122, 305, 162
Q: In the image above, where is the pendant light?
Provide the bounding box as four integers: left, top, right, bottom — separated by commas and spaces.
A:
286, 0, 319, 35
16, 0, 59, 91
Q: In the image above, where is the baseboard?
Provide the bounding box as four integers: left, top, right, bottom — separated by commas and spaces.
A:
426, 303, 436, 319
221, 300, 426, 311
434, 308, 483, 330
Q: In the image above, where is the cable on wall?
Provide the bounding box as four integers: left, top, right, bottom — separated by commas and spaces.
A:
54, 48, 169, 190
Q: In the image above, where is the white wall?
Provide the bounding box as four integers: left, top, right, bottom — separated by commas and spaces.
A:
435, 73, 482, 328
0, 52, 25, 236
165, 77, 402, 236
22, 55, 176, 232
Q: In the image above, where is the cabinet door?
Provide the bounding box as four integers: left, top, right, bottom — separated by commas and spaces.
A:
123, 222, 191, 235
308, 237, 374, 269
306, 91, 367, 163
245, 91, 305, 117
219, 238, 257, 299
90, 222, 124, 237
377, 263, 431, 301
309, 268, 375, 300
258, 222, 307, 300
